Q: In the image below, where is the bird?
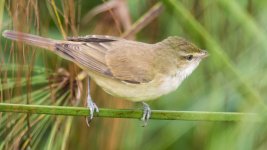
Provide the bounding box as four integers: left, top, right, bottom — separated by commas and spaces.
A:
2, 30, 208, 126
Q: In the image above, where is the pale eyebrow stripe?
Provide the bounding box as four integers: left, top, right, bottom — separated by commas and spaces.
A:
177, 51, 189, 56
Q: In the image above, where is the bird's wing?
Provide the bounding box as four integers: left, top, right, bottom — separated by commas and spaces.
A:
55, 35, 156, 84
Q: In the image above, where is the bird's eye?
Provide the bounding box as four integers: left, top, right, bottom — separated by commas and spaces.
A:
185, 55, 193, 61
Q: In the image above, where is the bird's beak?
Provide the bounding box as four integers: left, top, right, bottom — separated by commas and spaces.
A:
200, 50, 209, 59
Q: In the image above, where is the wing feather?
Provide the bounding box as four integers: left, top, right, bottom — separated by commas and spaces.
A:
55, 35, 156, 83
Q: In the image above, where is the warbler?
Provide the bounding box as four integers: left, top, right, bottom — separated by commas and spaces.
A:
2, 30, 208, 126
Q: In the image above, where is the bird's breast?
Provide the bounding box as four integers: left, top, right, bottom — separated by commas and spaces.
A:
157, 74, 183, 95
89, 71, 184, 102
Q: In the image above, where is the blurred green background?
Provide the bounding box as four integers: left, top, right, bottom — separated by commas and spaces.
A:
1, 0, 267, 149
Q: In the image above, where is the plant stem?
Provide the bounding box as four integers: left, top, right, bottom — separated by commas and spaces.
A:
50, 0, 67, 38
121, 2, 163, 38
0, 103, 261, 122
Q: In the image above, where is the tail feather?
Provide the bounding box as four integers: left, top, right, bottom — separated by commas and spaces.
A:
2, 30, 57, 50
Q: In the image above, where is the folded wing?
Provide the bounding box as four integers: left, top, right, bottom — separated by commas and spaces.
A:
55, 35, 156, 84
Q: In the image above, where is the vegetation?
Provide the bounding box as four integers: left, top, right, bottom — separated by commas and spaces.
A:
1, 0, 267, 149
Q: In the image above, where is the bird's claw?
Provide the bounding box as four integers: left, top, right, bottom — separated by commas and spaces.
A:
141, 102, 151, 127
86, 100, 99, 127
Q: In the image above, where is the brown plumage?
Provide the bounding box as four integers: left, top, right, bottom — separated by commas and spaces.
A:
2, 30, 208, 101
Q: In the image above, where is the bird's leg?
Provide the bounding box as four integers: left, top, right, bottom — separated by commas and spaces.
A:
86, 77, 99, 127
141, 102, 151, 127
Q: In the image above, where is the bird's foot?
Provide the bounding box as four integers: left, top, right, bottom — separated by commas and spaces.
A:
141, 102, 151, 127
86, 98, 99, 127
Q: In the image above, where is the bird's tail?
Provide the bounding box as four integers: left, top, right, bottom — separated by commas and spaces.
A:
2, 30, 58, 50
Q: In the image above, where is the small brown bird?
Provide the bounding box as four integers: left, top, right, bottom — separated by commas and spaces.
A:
2, 30, 208, 126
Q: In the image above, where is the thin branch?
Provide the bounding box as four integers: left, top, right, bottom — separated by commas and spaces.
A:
81, 0, 119, 25
0, 103, 261, 122
50, 0, 67, 38
121, 2, 163, 38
